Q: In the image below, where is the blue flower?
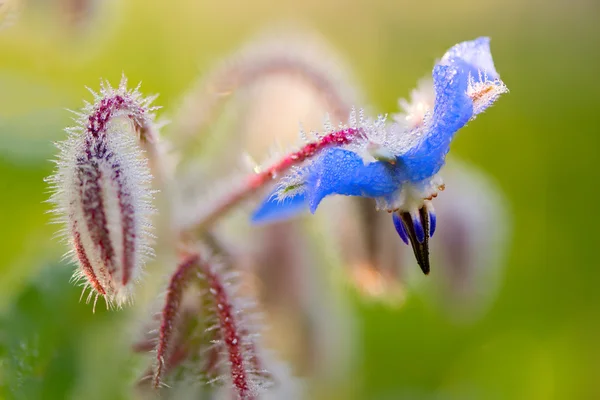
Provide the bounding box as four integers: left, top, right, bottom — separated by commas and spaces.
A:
252, 37, 507, 274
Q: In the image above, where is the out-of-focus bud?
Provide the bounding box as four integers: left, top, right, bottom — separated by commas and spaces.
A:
423, 160, 509, 320
325, 160, 509, 320
324, 197, 409, 303
241, 222, 356, 385
47, 77, 157, 308
169, 28, 361, 165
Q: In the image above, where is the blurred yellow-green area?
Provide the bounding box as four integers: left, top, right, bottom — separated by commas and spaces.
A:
0, 0, 599, 399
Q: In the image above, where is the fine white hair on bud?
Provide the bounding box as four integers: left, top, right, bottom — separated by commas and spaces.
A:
47, 77, 157, 309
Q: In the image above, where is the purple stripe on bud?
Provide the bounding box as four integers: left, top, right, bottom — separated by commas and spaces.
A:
119, 190, 136, 286
78, 147, 116, 275
72, 131, 139, 303
72, 222, 106, 296
88, 95, 126, 136
78, 133, 138, 285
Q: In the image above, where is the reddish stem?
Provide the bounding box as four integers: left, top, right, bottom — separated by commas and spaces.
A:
200, 262, 256, 400
153, 252, 265, 398
171, 47, 357, 148
187, 127, 359, 231
139, 342, 189, 388
153, 254, 200, 388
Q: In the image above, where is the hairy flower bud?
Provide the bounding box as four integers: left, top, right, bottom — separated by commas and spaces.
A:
47, 77, 157, 308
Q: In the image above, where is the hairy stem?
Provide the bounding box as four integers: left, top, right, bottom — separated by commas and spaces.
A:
153, 254, 200, 388
183, 127, 360, 232
200, 262, 256, 399
152, 251, 267, 398
169, 39, 358, 149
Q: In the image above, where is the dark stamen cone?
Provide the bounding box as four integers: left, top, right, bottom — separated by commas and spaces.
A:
399, 209, 431, 274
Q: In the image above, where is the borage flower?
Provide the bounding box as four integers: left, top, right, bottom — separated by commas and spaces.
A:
252, 37, 508, 274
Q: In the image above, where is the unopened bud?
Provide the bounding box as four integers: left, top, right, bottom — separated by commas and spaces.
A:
47, 77, 157, 308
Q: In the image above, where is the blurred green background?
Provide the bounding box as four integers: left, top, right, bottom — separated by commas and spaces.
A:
0, 0, 599, 399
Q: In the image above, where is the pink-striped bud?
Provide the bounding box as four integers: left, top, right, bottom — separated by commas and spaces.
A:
47, 77, 157, 308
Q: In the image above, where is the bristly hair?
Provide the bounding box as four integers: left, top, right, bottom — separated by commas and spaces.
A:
150, 250, 274, 399
46, 76, 158, 309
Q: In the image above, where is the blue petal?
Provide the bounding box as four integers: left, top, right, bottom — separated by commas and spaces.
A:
441, 37, 506, 118
401, 64, 473, 181
392, 213, 409, 244
400, 37, 503, 182
251, 190, 308, 224
440, 37, 499, 81
304, 148, 405, 213
429, 210, 437, 237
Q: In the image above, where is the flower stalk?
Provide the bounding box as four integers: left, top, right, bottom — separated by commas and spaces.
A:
184, 127, 360, 232
169, 32, 359, 150
153, 253, 201, 388
151, 250, 270, 398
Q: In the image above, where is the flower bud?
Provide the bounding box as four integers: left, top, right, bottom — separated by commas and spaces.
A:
47, 78, 156, 308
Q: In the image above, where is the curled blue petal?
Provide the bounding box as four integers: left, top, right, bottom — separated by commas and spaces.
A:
440, 37, 499, 81
401, 64, 473, 181
400, 37, 505, 182
251, 190, 308, 224
441, 37, 507, 118
305, 148, 405, 213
